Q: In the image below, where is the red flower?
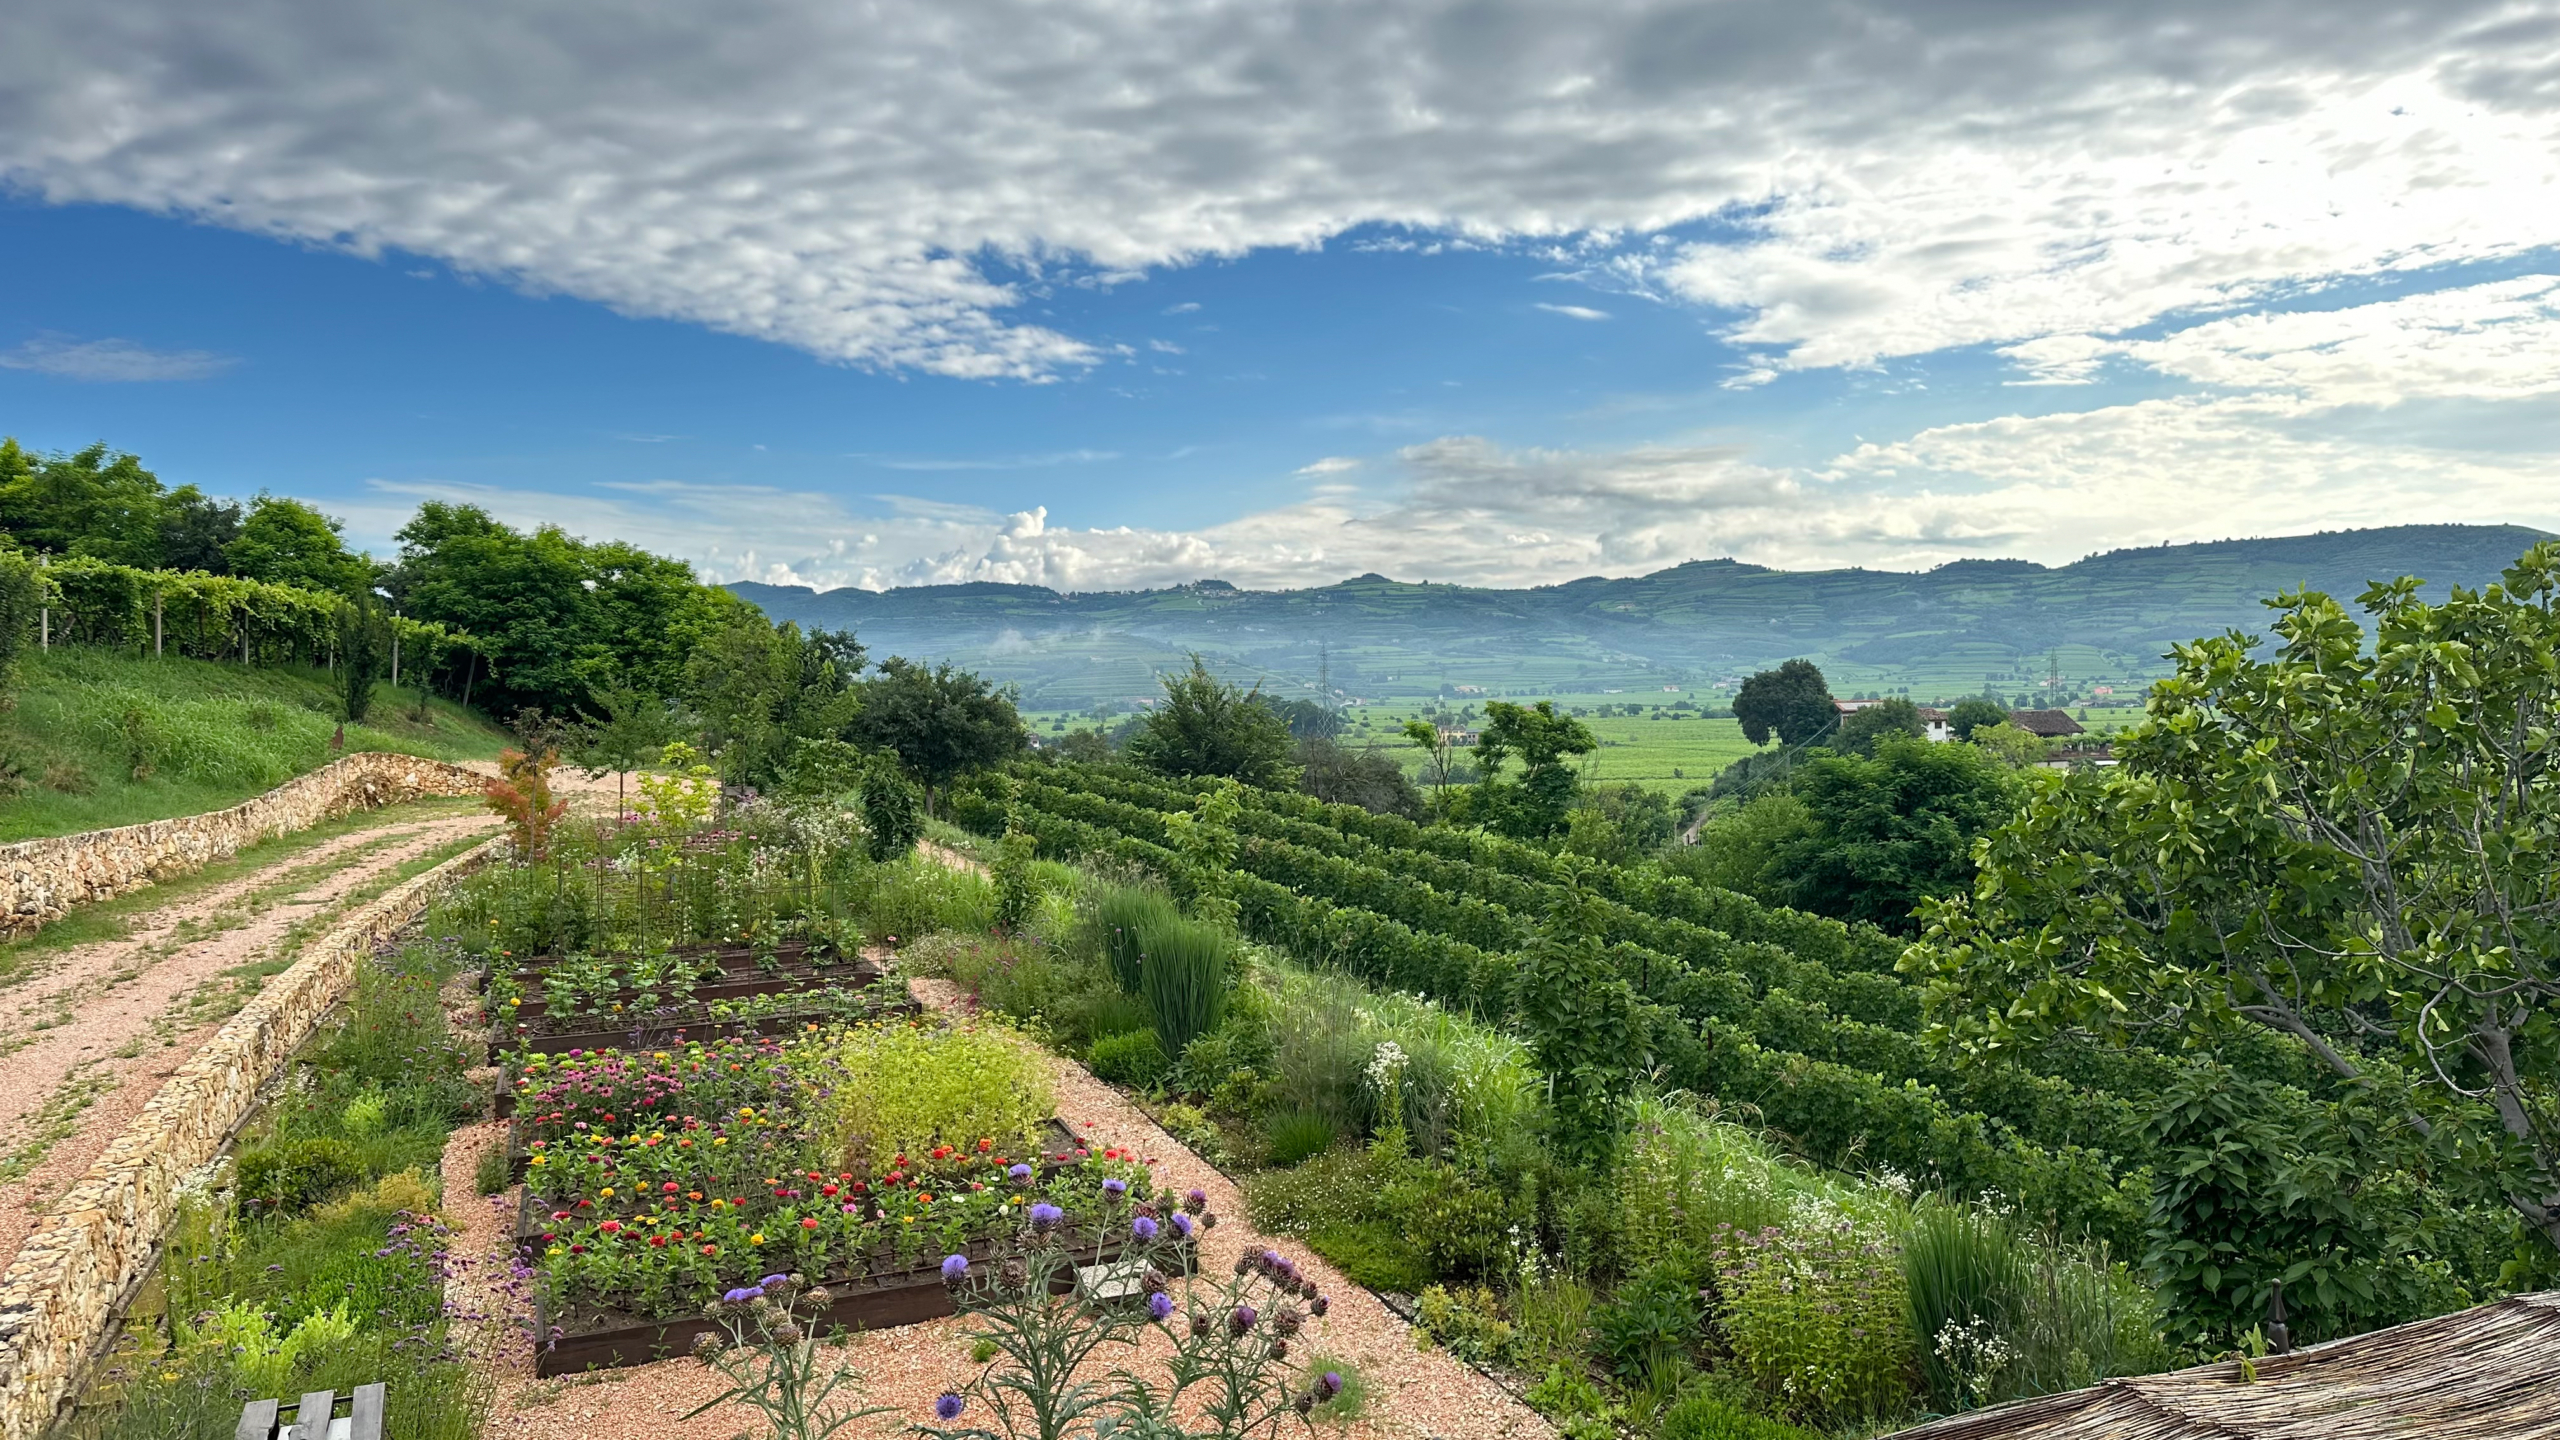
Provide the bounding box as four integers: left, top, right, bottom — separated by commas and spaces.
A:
801, 1217, 820, 1229
702, 1244, 718, 1255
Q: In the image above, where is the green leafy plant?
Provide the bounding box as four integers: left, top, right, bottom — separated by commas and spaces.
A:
1088, 1029, 1173, 1088
1709, 1219, 1915, 1427
812, 1018, 1052, 1175
1414, 1284, 1515, 1365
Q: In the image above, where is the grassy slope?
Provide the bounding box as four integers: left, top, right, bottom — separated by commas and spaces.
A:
0, 648, 507, 841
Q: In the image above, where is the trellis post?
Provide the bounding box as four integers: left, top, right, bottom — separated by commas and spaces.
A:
153, 591, 164, 657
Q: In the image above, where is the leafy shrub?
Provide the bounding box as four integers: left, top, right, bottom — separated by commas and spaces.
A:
1658, 1391, 1825, 1440
1595, 1259, 1702, 1381
813, 1019, 1051, 1174
1416, 1284, 1516, 1363
1385, 1159, 1517, 1279
1710, 1219, 1915, 1426
862, 768, 924, 861
235, 1138, 363, 1216
1513, 1275, 1596, 1377
1265, 1108, 1339, 1167
991, 828, 1041, 932
473, 1141, 511, 1197
1138, 910, 1229, 1057
862, 855, 996, 943
1088, 1029, 1173, 1088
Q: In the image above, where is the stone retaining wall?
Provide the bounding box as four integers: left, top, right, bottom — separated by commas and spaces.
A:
0, 751, 487, 939
0, 834, 500, 1440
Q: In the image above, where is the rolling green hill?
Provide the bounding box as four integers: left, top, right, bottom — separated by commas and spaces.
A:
732, 523, 2553, 711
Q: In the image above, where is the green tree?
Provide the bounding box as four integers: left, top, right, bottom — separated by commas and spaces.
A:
1836, 696, 1925, 755
0, 439, 170, 565
1510, 864, 1646, 1165
1776, 736, 2018, 933
156, 488, 241, 573
1662, 789, 1814, 905
861, 764, 925, 861
1732, 659, 1836, 747
573, 683, 687, 813
1125, 656, 1297, 789
0, 550, 40, 709
1965, 720, 2049, 768
1401, 718, 1460, 808
1469, 699, 1597, 840
1908, 545, 2560, 1254
336, 591, 391, 722
853, 657, 1028, 811
1297, 736, 1422, 818
391, 501, 743, 715
1946, 696, 2009, 740
685, 615, 862, 786
227, 494, 374, 597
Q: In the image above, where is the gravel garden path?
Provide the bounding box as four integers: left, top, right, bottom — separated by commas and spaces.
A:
446, 968, 1554, 1440
0, 806, 498, 1277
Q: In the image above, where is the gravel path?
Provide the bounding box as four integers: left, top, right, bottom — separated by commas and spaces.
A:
449, 972, 1553, 1440
0, 807, 502, 1275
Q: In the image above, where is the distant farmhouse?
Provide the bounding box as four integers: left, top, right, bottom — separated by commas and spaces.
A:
1835, 701, 2106, 766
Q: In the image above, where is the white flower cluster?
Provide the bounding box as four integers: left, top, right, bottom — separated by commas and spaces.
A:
1934, 1316, 2018, 1407
1364, 1040, 1408, 1094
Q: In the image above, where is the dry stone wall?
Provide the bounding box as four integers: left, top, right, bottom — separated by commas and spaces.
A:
0, 751, 486, 939
0, 835, 500, 1440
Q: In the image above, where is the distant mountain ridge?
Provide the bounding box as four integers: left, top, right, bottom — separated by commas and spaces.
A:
728, 524, 2554, 709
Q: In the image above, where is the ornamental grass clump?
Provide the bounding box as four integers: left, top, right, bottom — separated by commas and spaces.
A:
1709, 1217, 1915, 1427
1137, 911, 1229, 1060
813, 1019, 1051, 1177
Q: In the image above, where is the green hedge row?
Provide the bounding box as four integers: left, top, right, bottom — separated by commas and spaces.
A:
27, 557, 472, 675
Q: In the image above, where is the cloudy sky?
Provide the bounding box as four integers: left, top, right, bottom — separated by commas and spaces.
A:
3, 0, 2558, 592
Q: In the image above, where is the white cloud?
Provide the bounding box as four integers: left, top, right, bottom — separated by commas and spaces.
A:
2020, 274, 2560, 406
1535, 303, 1611, 321
0, 334, 235, 381
6, 2, 2556, 377
1294, 456, 1362, 476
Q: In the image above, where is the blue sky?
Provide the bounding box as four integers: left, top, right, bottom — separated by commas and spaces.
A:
5, 0, 2560, 591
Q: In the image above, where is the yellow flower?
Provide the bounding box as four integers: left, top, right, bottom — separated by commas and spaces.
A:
530, 1155, 547, 1166
902, 1216, 915, 1225
548, 1245, 565, 1256
751, 1233, 766, 1244
599, 1187, 615, 1198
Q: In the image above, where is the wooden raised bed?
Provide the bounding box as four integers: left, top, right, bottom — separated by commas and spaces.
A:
534, 1230, 1186, 1377
503, 956, 884, 1021
488, 940, 857, 991
493, 992, 912, 1059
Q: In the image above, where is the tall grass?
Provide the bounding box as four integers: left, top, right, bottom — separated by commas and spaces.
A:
1138, 911, 1229, 1058
1093, 885, 1179, 993
1897, 1196, 2175, 1410
1614, 1095, 1891, 1270
1265, 965, 1544, 1157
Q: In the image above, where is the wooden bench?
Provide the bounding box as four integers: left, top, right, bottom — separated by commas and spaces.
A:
236, 1383, 385, 1440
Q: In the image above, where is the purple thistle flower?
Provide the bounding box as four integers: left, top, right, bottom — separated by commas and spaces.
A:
1148, 1291, 1176, 1321
1230, 1305, 1258, 1336
942, 1254, 970, 1284
1102, 1177, 1127, 1198
1321, 1372, 1343, 1399
1310, 1293, 1329, 1317
934, 1393, 966, 1422
1131, 1216, 1159, 1241
1170, 1212, 1195, 1239
1184, 1188, 1208, 1214
760, 1273, 790, 1289
1008, 1163, 1033, 1183
723, 1286, 763, 1303
1030, 1203, 1063, 1230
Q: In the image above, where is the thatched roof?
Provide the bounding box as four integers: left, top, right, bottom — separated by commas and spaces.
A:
2007, 709, 2086, 737
1887, 1291, 2560, 1440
